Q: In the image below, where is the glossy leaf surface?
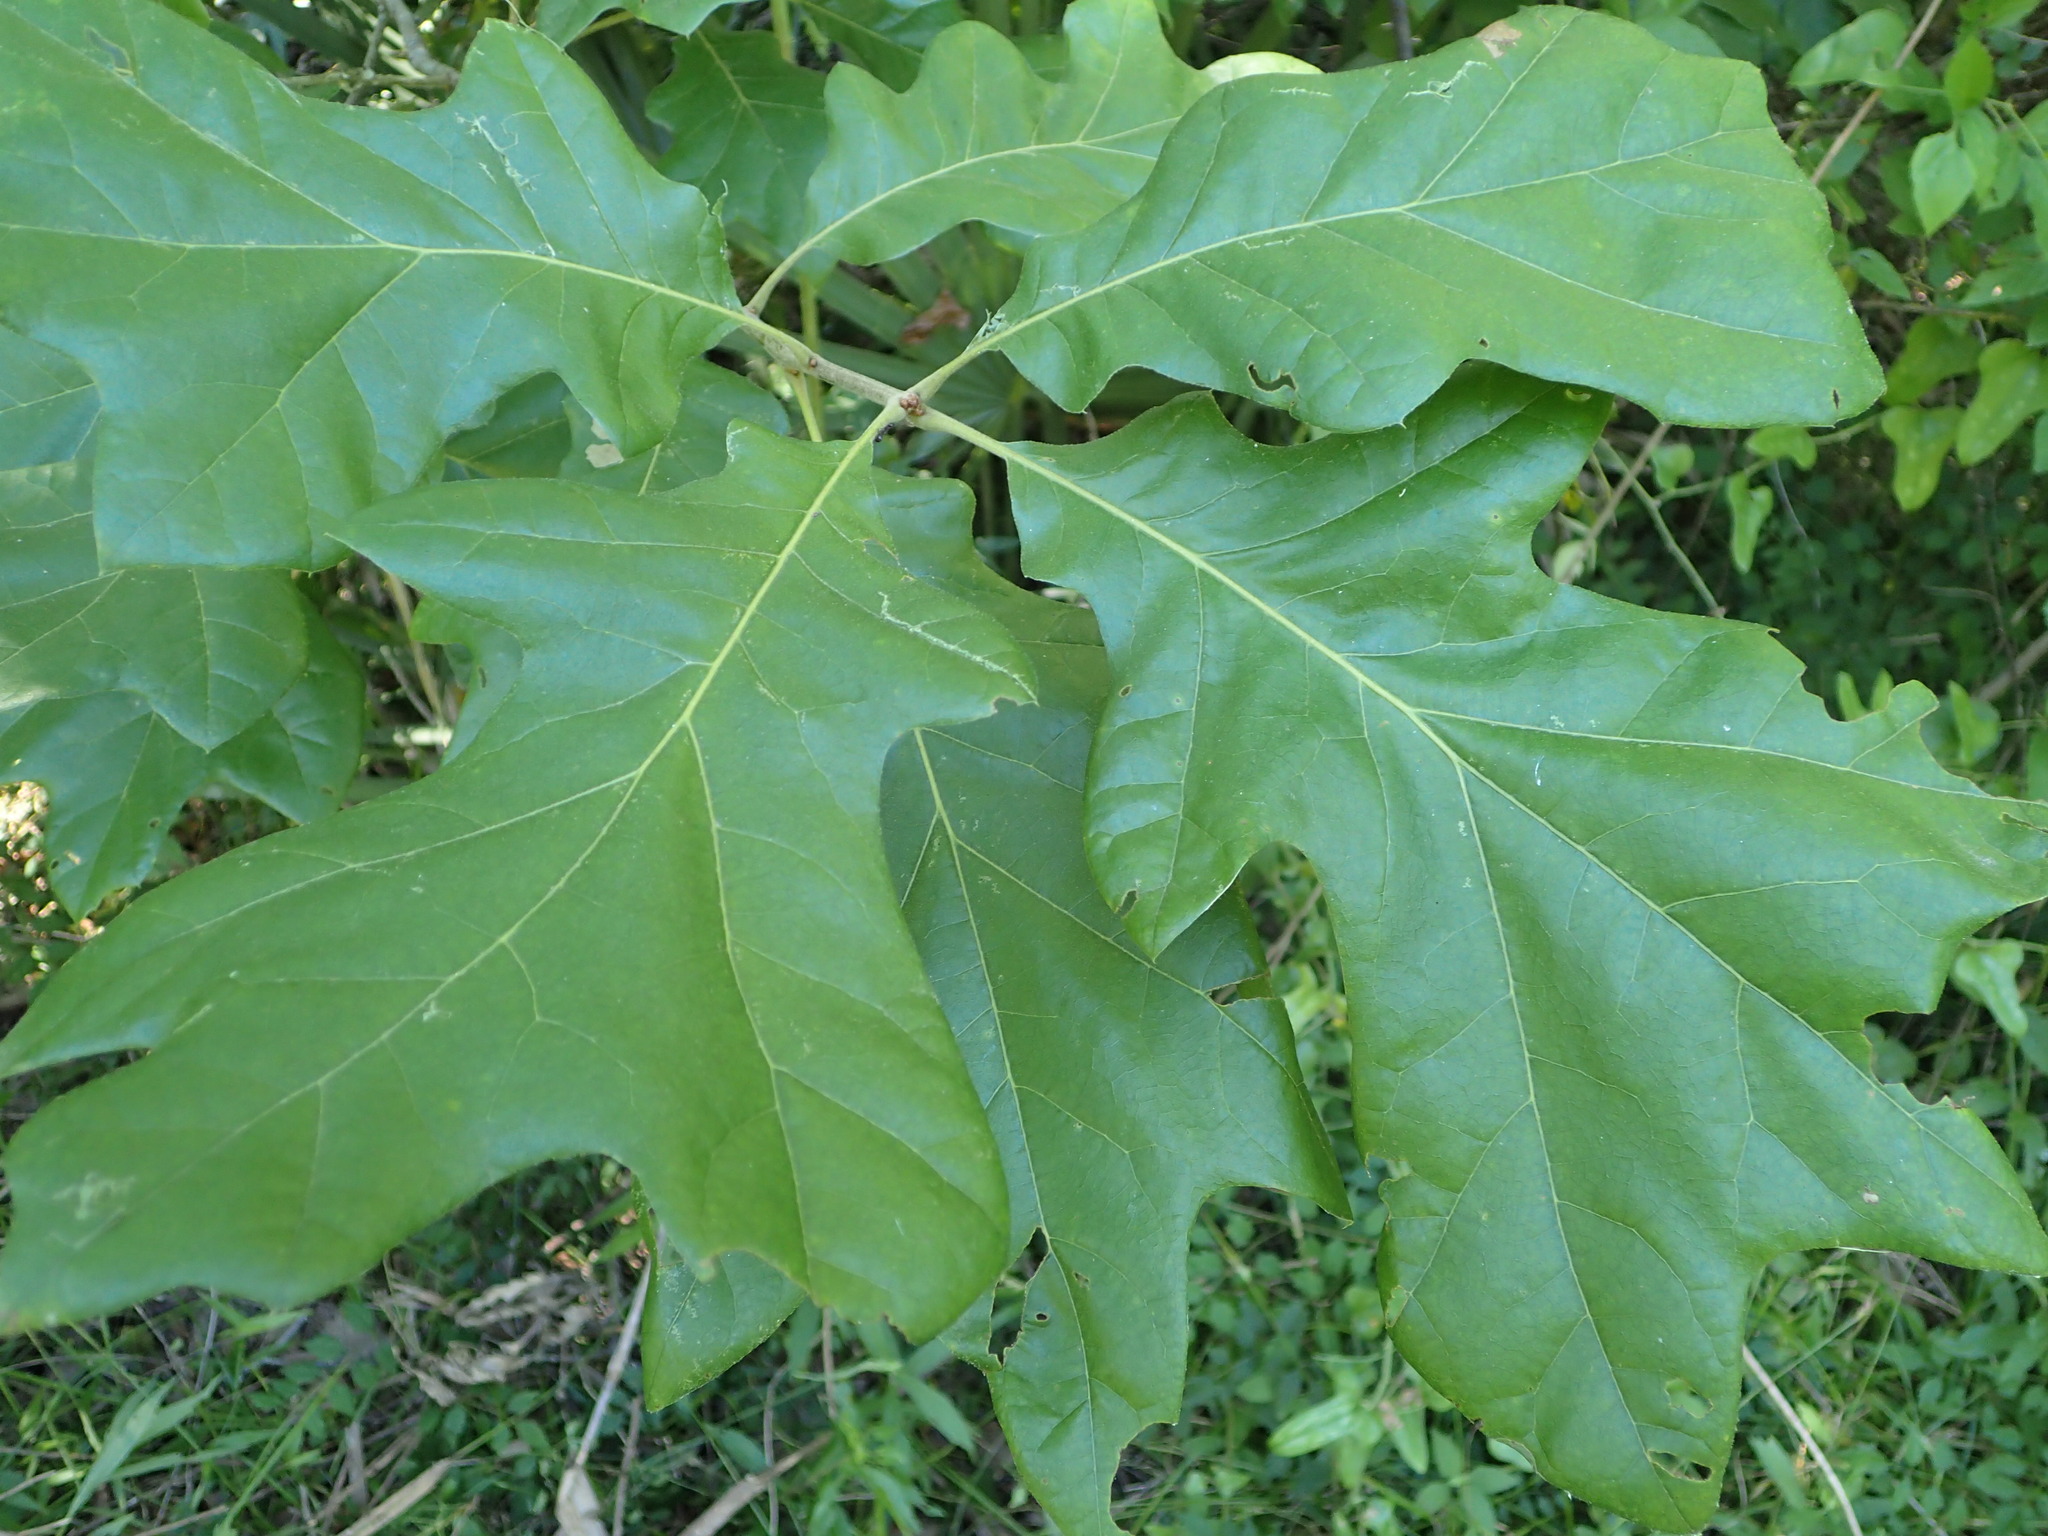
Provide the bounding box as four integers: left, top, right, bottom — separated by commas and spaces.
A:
880, 503, 1344, 1536
997, 370, 2048, 1528
990, 7, 1878, 433
0, 432, 1029, 1339
0, 1, 742, 567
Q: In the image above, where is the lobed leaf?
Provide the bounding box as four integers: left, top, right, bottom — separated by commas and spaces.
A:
988, 7, 1880, 433
879, 499, 1345, 1536
990, 367, 2048, 1528
791, 0, 1208, 274
0, 326, 95, 473
0, 0, 744, 567
0, 429, 1029, 1340
651, 30, 829, 250
0, 459, 355, 914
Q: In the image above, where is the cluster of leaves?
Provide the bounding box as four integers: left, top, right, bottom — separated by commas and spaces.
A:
5, 0, 2048, 1531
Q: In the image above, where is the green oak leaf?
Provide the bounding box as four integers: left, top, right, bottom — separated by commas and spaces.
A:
651, 29, 828, 249
0, 462, 308, 751
0, 693, 206, 917
1881, 403, 1962, 511
561, 360, 790, 494
210, 616, 366, 827
0, 459, 356, 915
790, 0, 1208, 274
643, 1241, 803, 1407
989, 368, 2048, 1529
987, 7, 1878, 433
440, 376, 580, 484
0, 428, 1030, 1341
1956, 339, 2048, 466
533, 0, 961, 87
0, 326, 95, 473
0, 0, 744, 567
795, 0, 967, 92
879, 492, 1345, 1536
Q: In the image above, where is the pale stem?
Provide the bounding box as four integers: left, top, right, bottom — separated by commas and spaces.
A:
1742, 1345, 1865, 1536
377, 0, 459, 87
1808, 0, 1944, 185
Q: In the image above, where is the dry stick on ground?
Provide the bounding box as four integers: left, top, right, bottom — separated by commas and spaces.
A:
336, 1459, 465, 1536
1808, 0, 1946, 185
1743, 1345, 1865, 1536
556, 1262, 654, 1535
680, 1436, 833, 1536
611, 1397, 644, 1536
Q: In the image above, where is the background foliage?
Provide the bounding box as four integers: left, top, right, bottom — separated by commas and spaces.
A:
6, 0, 2048, 1532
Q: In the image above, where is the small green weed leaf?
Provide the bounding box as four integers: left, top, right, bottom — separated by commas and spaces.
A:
1885, 316, 1982, 405
0, 326, 95, 473
1880, 403, 1962, 510
993, 8, 1878, 432
68, 1378, 216, 1514
1945, 33, 1995, 115
1944, 678, 2003, 766
0, 431, 1030, 1337
643, 1244, 802, 1408
1911, 129, 1977, 233
1958, 107, 2019, 207
901, 1376, 979, 1452
880, 496, 1342, 1536
996, 367, 2048, 1529
795, 0, 1207, 273
0, 1, 743, 567
1649, 440, 1695, 491
1787, 9, 1907, 92
650, 31, 828, 249
1726, 469, 1775, 572
1957, 339, 2048, 464
1270, 1393, 1373, 1457
1745, 425, 1816, 470
1951, 938, 2032, 1039
1847, 246, 1910, 299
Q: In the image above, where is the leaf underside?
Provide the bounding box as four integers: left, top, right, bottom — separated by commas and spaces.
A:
998, 367, 2048, 1528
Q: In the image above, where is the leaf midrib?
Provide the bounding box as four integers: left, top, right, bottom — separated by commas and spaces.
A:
979, 130, 1812, 363
788, 119, 1168, 276
53, 440, 879, 1248
974, 428, 2042, 1237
